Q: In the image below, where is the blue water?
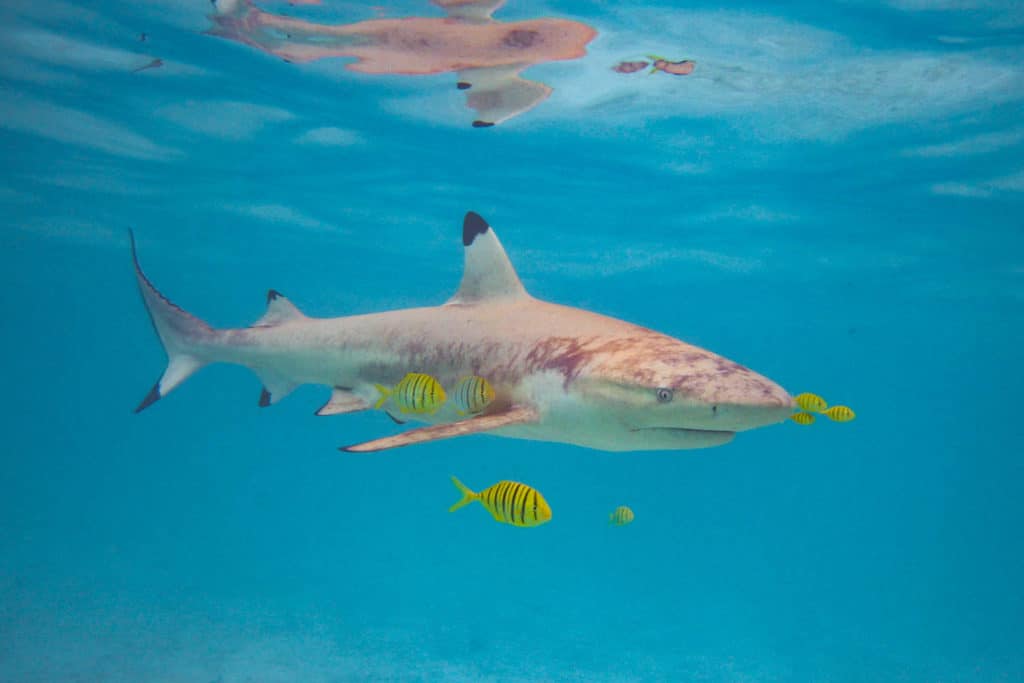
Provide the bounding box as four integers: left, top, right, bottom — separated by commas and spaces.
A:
2, 0, 1023, 680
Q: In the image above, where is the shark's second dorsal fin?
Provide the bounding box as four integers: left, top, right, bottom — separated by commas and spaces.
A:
447, 211, 528, 305
253, 289, 307, 327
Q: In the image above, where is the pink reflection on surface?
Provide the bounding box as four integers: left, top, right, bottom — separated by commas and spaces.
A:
209, 0, 596, 125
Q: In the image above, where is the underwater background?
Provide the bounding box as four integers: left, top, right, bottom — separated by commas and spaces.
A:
2, 0, 1023, 680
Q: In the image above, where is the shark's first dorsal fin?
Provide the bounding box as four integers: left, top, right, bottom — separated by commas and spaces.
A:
447, 212, 528, 305
253, 289, 307, 327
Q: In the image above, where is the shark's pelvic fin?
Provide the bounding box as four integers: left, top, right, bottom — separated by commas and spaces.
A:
253, 289, 307, 327
131, 231, 215, 413
315, 387, 371, 416
340, 405, 539, 453
446, 212, 529, 305
441, 0, 505, 22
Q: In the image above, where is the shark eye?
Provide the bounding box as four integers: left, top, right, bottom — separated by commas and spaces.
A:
656, 387, 674, 403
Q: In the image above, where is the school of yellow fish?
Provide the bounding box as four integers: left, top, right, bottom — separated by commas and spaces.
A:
370, 375, 853, 528
375, 372, 496, 416
789, 391, 856, 426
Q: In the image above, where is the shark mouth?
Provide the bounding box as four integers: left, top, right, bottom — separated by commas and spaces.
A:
633, 427, 735, 437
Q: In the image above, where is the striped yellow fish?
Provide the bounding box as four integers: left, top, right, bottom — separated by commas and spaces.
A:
608, 505, 634, 526
789, 412, 815, 425
449, 476, 551, 527
451, 375, 496, 416
823, 405, 855, 422
375, 372, 446, 414
794, 392, 828, 413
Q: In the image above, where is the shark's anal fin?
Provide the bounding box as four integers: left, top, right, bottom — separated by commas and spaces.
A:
446, 212, 529, 305
340, 405, 538, 453
256, 368, 298, 407
316, 387, 371, 416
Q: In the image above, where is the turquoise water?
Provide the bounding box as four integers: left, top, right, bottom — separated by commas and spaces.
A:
2, 0, 1023, 680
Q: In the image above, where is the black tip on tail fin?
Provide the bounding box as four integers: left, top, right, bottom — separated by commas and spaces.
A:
134, 383, 161, 413
463, 211, 489, 246
258, 388, 272, 407
267, 289, 282, 303
457, 81, 471, 89
471, 120, 495, 128
130, 233, 213, 412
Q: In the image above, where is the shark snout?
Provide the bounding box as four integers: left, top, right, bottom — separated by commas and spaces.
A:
715, 376, 794, 431
674, 369, 795, 432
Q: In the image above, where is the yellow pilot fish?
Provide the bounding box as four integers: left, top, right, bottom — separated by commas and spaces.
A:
448, 476, 552, 527
608, 506, 635, 526
823, 405, 855, 422
375, 372, 446, 414
789, 412, 816, 425
451, 375, 496, 416
794, 392, 828, 413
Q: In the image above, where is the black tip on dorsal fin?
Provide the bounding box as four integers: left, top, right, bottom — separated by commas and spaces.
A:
134, 383, 161, 413
258, 387, 271, 407
267, 289, 282, 303
463, 211, 490, 246
457, 81, 471, 90
472, 120, 495, 128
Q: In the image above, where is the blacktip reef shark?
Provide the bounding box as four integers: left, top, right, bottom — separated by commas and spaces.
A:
132, 212, 795, 452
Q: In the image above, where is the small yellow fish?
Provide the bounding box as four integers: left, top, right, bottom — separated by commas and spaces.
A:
451, 375, 496, 416
449, 476, 552, 528
375, 372, 446, 414
789, 412, 816, 425
823, 405, 855, 422
608, 506, 634, 526
794, 392, 828, 413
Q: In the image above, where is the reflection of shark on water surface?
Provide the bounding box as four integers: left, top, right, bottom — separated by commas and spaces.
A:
208, 0, 596, 126
133, 212, 795, 453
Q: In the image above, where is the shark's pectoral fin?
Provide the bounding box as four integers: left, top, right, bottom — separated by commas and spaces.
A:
315, 387, 371, 416
340, 405, 539, 453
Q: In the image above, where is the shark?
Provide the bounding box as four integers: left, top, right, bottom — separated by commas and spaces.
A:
133, 211, 795, 452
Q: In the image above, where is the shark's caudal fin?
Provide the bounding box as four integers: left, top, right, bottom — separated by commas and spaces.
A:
446, 212, 529, 305
448, 476, 478, 513
131, 231, 217, 413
